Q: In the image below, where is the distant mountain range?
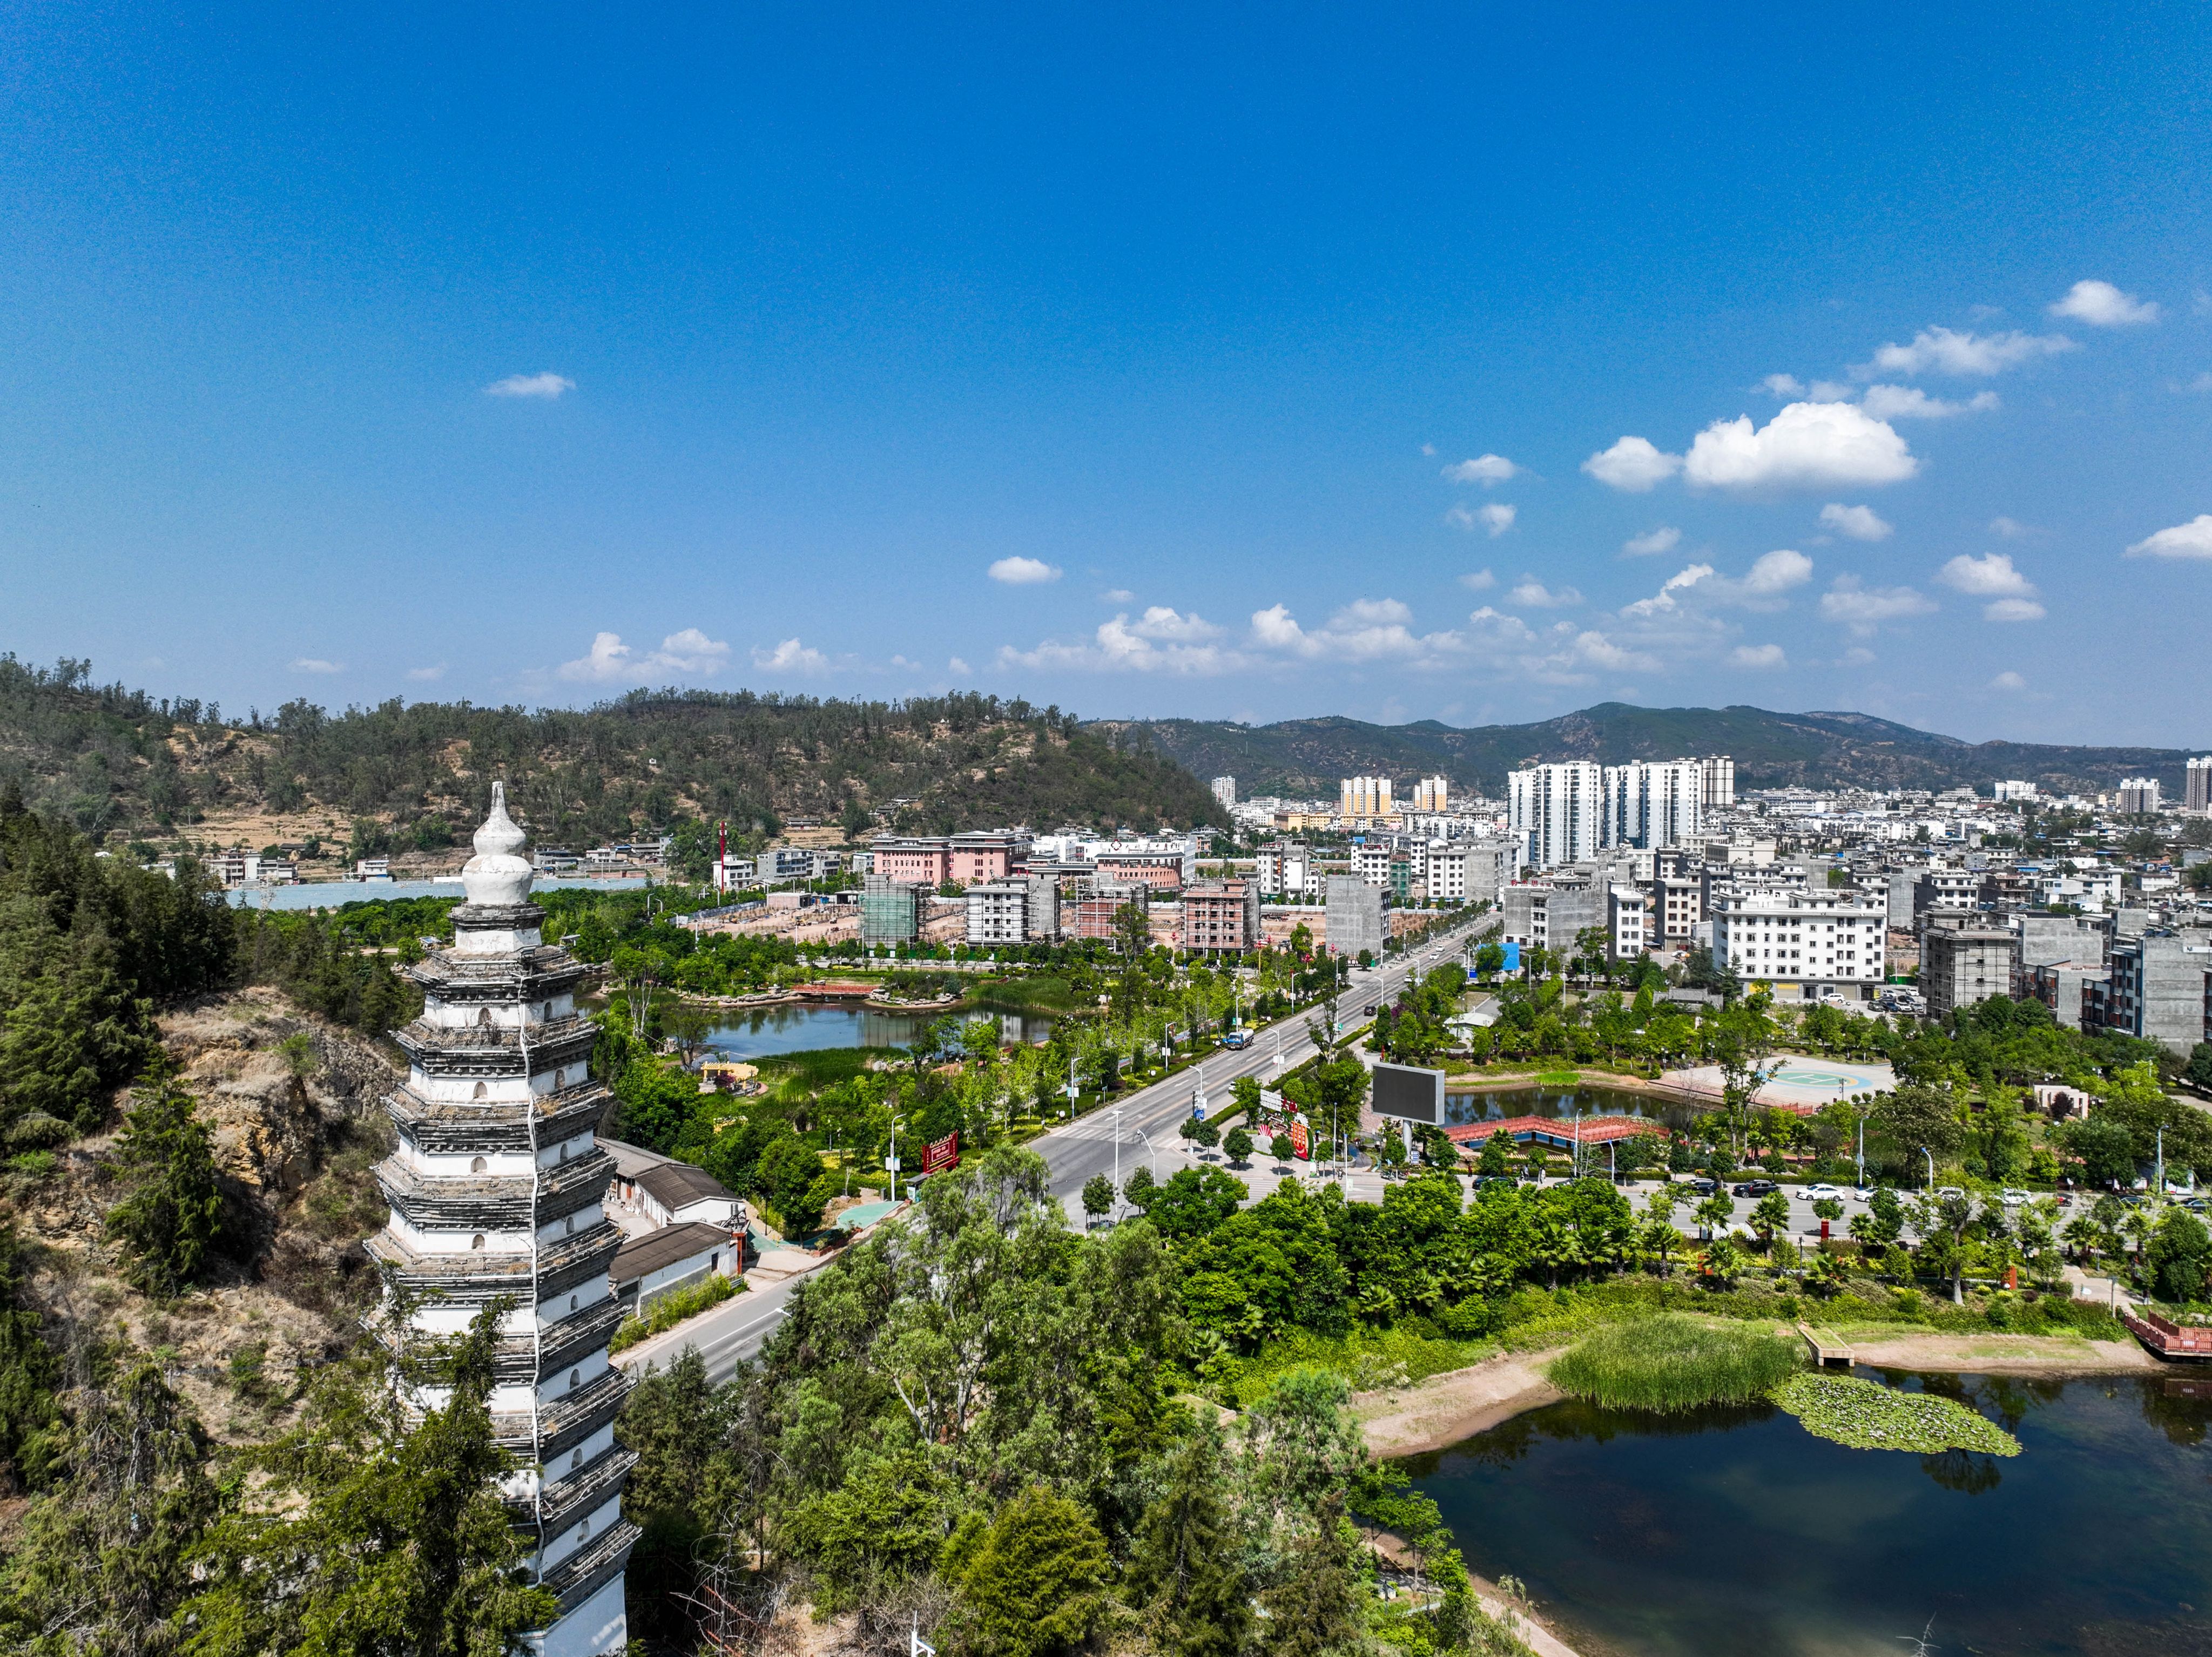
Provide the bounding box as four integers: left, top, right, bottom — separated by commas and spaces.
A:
1095, 704, 2203, 802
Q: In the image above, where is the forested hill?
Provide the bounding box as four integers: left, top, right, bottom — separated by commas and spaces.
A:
1100, 704, 2201, 801
0, 656, 1224, 846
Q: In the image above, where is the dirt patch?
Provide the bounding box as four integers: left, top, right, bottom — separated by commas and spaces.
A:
1352, 1348, 1567, 1458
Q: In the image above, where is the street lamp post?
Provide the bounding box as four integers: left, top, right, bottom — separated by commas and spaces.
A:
1922, 1147, 1935, 1193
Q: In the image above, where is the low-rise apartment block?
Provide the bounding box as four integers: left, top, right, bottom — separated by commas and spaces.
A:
1711, 890, 1885, 1003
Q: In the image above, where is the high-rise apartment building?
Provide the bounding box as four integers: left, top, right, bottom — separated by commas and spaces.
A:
1340, 775, 1394, 820
2118, 777, 2162, 815
1508, 762, 1603, 870
1412, 775, 1449, 813
2187, 756, 2212, 814
1601, 760, 1704, 850
1701, 754, 1736, 809
1210, 775, 1237, 810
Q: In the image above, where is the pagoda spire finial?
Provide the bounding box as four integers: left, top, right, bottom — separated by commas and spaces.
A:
462, 781, 534, 906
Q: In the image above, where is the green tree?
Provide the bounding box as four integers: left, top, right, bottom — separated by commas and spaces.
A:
1223, 1125, 1254, 1165
1260, 1500, 1365, 1657
1125, 1422, 1249, 1657
1124, 1164, 1158, 1212
104, 1066, 224, 1297
1081, 1174, 1114, 1223
947, 1484, 1110, 1657
1478, 1131, 1515, 1178
1749, 1189, 1791, 1248
2147, 1208, 2212, 1304
0, 1352, 214, 1656
1145, 1167, 1248, 1242
757, 1134, 835, 1235
183, 1300, 557, 1655
1269, 1132, 1296, 1166
0, 1224, 60, 1492
1851, 1186, 1905, 1249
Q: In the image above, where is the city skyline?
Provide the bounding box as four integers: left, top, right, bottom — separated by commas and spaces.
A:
2, 8, 2209, 743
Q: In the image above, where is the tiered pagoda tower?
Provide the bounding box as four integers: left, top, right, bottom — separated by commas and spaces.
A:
367, 784, 637, 1655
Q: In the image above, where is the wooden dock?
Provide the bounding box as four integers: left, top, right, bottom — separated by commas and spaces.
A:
2121, 1308, 2212, 1361
1798, 1322, 1855, 1368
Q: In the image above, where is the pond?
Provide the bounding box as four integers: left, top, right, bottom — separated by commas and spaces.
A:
1410, 1371, 2212, 1657
1445, 1084, 1702, 1135
690, 999, 1058, 1061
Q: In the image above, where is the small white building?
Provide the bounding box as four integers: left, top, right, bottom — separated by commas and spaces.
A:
610, 1222, 743, 1315
1712, 889, 1886, 1003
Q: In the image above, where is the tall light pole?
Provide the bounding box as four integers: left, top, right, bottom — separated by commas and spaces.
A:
1922, 1146, 1934, 1193
1111, 1104, 1124, 1220
888, 1117, 905, 1203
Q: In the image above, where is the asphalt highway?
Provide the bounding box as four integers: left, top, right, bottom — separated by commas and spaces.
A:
618, 914, 1499, 1383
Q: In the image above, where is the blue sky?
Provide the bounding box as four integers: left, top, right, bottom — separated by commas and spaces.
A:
3, 4, 2209, 743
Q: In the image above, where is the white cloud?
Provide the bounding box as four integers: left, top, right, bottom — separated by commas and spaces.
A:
1444, 454, 1521, 486
1127, 605, 1223, 642
1737, 548, 1815, 600
1449, 502, 1516, 537
1820, 503, 1893, 542
1460, 569, 1496, 590
1730, 643, 1787, 668
1465, 606, 1539, 647
1982, 597, 2047, 622
1989, 516, 2032, 538
1990, 670, 2028, 692
1938, 552, 2034, 598
751, 638, 829, 674
404, 664, 447, 682
1101, 587, 1135, 603
1507, 579, 1582, 608
1622, 526, 1681, 557
1621, 551, 1809, 621
290, 657, 342, 674
1245, 599, 1469, 669
988, 556, 1062, 585
1683, 402, 1918, 491
1582, 436, 1682, 491
559, 627, 734, 683
484, 371, 575, 400
948, 657, 972, 675
2049, 279, 2159, 327
1858, 384, 1999, 420
1856, 326, 2076, 377
1621, 564, 1716, 618
1760, 374, 1805, 398
2126, 515, 2212, 559
1819, 577, 1937, 635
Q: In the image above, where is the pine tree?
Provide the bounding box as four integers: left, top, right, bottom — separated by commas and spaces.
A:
184, 1299, 558, 1656
104, 1064, 224, 1296
950, 1484, 1110, 1657
1127, 1422, 1250, 1657
1261, 1498, 1366, 1657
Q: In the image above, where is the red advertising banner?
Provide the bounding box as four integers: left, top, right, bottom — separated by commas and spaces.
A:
923, 1130, 961, 1175
1290, 1121, 1311, 1159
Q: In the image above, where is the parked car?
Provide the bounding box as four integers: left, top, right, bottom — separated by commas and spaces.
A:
1684, 1176, 1721, 1195
1804, 1182, 1843, 1199
2000, 1188, 2031, 1206
1731, 1179, 1779, 1198
1936, 1186, 1966, 1201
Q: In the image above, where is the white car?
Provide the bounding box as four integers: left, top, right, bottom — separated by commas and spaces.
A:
1804, 1183, 1843, 1199
2000, 1188, 2031, 1206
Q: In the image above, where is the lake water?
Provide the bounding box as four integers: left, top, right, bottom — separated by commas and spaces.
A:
1446, 1084, 1701, 1135
694, 999, 1058, 1061
225, 875, 649, 911
1410, 1371, 2212, 1657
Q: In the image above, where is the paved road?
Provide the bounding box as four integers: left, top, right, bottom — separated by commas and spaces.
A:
619, 915, 1498, 1383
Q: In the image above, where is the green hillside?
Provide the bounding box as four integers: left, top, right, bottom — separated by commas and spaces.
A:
1101, 703, 2200, 800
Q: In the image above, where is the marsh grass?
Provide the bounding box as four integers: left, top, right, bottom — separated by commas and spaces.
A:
1232, 1324, 1497, 1407
755, 1045, 899, 1095
1548, 1314, 1802, 1411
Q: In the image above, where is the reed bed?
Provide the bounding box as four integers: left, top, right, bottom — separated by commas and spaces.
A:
1547, 1314, 1802, 1412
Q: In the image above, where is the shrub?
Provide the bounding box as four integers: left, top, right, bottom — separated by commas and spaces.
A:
1547, 1313, 1801, 1412
608, 1273, 740, 1354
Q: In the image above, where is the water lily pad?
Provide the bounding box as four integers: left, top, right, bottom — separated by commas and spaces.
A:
1770, 1373, 2020, 1457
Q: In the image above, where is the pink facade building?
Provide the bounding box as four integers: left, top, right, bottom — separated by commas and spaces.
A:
869, 830, 1027, 890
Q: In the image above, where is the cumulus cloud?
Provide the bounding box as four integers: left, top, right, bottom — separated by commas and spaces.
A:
948, 657, 972, 675
1820, 503, 1894, 541
1460, 569, 1496, 590
1982, 598, 2047, 622
1856, 327, 2075, 378
1760, 374, 1805, 398
484, 371, 575, 399
1622, 551, 1809, 620
1622, 526, 1681, 557
1819, 577, 1937, 635
1101, 587, 1135, 603
1246, 598, 1469, 669
290, 657, 342, 674
405, 664, 448, 682
1990, 670, 2028, 692
560, 627, 734, 683
2049, 279, 2160, 327
2126, 515, 2212, 559
752, 637, 830, 673
1446, 502, 1516, 537
1858, 385, 2000, 420
988, 556, 1062, 585
1444, 454, 1521, 485
1126, 606, 1223, 642
1582, 436, 1682, 492
1507, 579, 1581, 608
1938, 552, 2034, 598
1736, 548, 1815, 601
1730, 643, 1787, 668
1621, 564, 1716, 619
1683, 402, 1918, 491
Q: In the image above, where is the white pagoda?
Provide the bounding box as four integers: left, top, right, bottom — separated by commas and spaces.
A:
367, 784, 636, 1654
